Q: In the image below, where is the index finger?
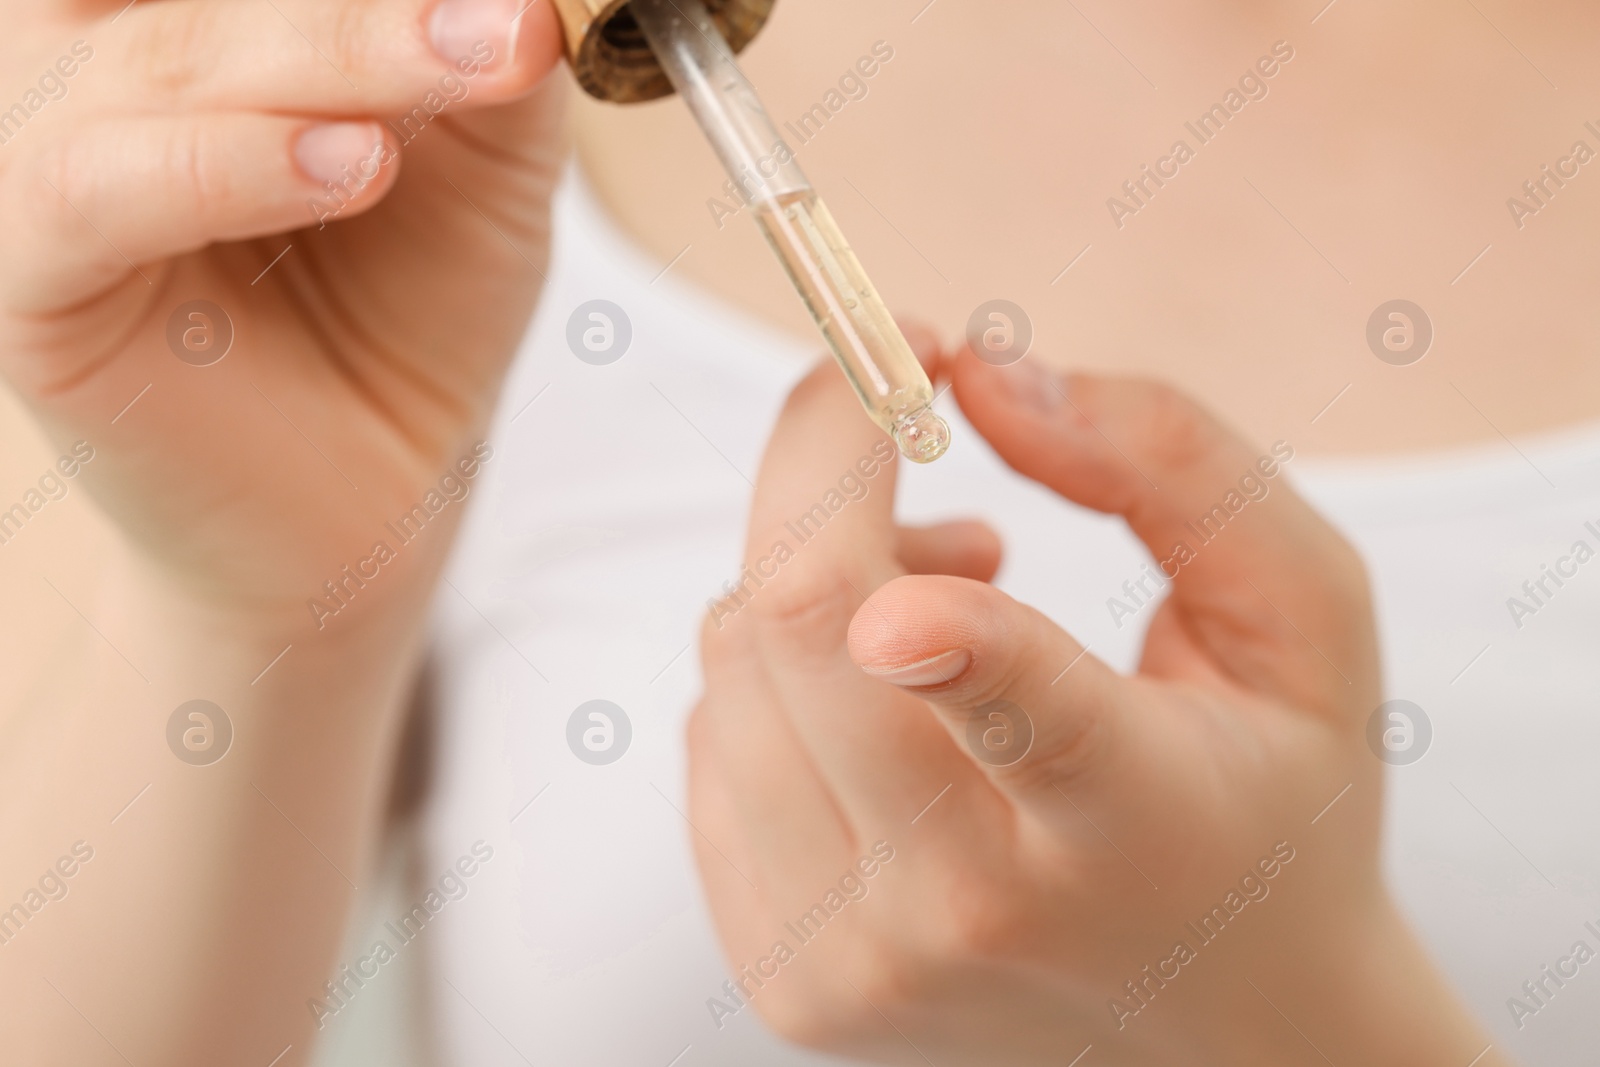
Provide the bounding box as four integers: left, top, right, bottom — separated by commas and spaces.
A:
729, 329, 974, 831
951, 353, 1380, 718
81, 0, 557, 115
743, 370, 901, 601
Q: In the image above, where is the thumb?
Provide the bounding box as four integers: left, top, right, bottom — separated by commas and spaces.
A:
950, 350, 1378, 716
847, 574, 1134, 805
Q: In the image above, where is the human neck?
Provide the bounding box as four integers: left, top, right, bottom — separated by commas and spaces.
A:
574, 0, 1600, 456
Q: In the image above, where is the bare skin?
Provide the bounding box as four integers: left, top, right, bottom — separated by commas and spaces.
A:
572, 0, 1586, 1061
0, 0, 565, 1062
575, 0, 1600, 455
687, 343, 1510, 1064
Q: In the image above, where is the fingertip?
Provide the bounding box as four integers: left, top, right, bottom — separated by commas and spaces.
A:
847, 574, 994, 679
846, 575, 918, 668
746, 353, 905, 564
850, 576, 1122, 797
292, 122, 388, 185
952, 345, 1076, 424
951, 352, 1127, 509
511, 0, 567, 82
427, 0, 564, 100
293, 122, 401, 225
788, 351, 867, 416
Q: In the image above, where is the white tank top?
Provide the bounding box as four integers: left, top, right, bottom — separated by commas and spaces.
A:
405, 170, 1600, 1065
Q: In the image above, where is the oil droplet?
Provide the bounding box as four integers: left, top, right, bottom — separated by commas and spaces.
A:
891, 407, 952, 464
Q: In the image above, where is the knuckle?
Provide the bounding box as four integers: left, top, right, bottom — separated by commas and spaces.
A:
928, 869, 1031, 962
1002, 709, 1105, 794
320, 3, 383, 82
170, 122, 232, 224
126, 6, 222, 100
748, 567, 861, 636
27, 136, 94, 233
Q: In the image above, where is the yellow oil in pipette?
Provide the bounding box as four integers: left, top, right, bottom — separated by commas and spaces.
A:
630, 0, 950, 463
754, 191, 949, 461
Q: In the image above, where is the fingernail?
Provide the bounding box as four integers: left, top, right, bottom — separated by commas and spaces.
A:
860, 648, 971, 687
294, 122, 385, 184
996, 360, 1066, 415
429, 0, 520, 69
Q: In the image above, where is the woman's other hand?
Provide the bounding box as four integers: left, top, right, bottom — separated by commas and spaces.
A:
687, 337, 1503, 1066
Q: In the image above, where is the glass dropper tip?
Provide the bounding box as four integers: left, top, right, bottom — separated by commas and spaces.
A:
892, 407, 952, 464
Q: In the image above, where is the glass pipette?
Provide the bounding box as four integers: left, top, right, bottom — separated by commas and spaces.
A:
630, 0, 951, 463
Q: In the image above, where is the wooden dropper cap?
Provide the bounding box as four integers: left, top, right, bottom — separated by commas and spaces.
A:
552, 0, 776, 103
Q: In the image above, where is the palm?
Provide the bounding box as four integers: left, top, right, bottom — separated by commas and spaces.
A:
1, 27, 566, 610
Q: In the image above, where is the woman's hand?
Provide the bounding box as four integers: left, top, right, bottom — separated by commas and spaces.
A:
0, 4, 565, 1062
688, 338, 1504, 1065
0, 0, 564, 619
